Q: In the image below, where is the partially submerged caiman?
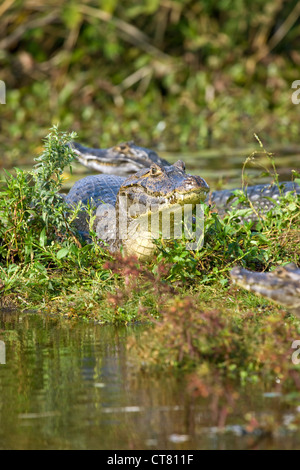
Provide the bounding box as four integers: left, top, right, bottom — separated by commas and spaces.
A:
230, 264, 300, 315
71, 141, 170, 176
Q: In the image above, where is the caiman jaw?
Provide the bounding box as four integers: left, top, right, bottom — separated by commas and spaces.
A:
165, 187, 209, 205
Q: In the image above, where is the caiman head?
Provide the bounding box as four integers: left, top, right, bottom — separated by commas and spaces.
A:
118, 159, 208, 204
71, 141, 170, 176
230, 263, 300, 313
113, 160, 209, 260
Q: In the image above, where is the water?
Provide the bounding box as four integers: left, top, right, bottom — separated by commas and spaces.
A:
3, 145, 299, 192
162, 146, 300, 190
1, 310, 300, 450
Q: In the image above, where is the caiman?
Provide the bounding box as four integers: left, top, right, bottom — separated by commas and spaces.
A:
230, 264, 300, 315
70, 141, 170, 176
65, 160, 209, 260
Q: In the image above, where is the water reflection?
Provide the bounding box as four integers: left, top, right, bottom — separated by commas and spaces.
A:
0, 310, 300, 450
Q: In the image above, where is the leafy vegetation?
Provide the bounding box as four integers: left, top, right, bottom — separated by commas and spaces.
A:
1, 0, 300, 165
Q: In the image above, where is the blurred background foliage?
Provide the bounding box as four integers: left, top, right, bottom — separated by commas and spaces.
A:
0, 0, 300, 165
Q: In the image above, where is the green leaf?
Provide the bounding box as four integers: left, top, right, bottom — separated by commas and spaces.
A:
39, 228, 47, 247
287, 202, 297, 211
56, 247, 69, 259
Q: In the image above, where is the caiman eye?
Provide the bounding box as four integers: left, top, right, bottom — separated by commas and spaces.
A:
150, 164, 162, 176
173, 160, 185, 171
